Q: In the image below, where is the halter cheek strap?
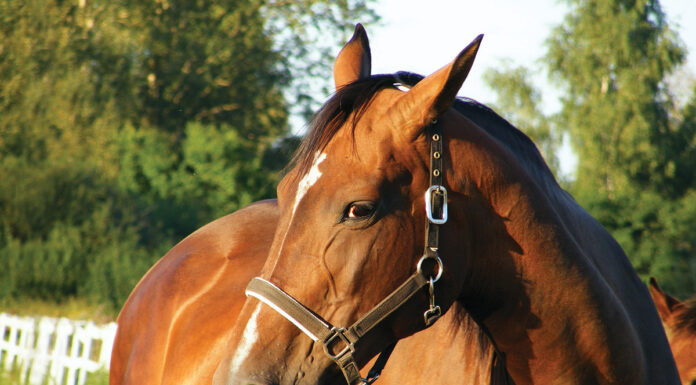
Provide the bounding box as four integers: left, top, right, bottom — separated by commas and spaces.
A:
244, 120, 447, 385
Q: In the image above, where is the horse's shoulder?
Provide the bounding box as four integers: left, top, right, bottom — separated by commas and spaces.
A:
118, 199, 278, 322
111, 200, 279, 384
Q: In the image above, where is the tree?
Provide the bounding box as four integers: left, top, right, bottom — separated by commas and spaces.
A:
0, 0, 378, 311
545, 0, 696, 296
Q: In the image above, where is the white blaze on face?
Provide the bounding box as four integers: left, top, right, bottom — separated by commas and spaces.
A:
292, 152, 327, 216
231, 152, 327, 372
229, 304, 262, 376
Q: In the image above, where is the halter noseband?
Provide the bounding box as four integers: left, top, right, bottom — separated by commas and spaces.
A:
245, 119, 447, 385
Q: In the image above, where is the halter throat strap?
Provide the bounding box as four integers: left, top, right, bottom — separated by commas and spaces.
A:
244, 120, 446, 385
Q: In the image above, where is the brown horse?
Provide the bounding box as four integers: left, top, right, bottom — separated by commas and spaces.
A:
649, 278, 696, 384
110, 199, 498, 385
214, 24, 679, 384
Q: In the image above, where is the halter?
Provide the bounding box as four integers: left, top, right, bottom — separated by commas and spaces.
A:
245, 119, 447, 385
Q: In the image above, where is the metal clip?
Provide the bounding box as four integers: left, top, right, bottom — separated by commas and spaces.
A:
423, 278, 442, 326
424, 185, 448, 224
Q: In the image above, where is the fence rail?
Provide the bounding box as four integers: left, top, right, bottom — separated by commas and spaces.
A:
0, 313, 116, 385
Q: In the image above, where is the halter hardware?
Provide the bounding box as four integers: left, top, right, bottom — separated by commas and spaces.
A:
425, 185, 448, 224
324, 327, 356, 361
244, 119, 447, 385
416, 255, 443, 282
424, 278, 442, 326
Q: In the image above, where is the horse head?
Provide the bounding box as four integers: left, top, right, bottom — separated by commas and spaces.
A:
213, 24, 483, 385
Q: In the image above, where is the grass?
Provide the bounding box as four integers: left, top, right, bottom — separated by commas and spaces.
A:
0, 365, 109, 385
0, 366, 24, 385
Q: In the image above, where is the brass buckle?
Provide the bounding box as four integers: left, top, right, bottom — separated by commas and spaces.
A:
323, 327, 355, 361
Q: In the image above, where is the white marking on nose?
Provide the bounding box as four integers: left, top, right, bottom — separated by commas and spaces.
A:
229, 304, 262, 376
292, 152, 327, 216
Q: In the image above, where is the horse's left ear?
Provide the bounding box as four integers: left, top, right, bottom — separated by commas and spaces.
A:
392, 34, 483, 137
333, 23, 372, 90
649, 277, 685, 323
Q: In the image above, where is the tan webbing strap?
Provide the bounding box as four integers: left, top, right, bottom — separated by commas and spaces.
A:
246, 272, 430, 385
246, 278, 333, 342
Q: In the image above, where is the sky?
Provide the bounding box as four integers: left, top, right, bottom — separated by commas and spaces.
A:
365, 0, 696, 176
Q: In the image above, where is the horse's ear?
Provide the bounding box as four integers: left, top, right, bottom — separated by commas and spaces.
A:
392, 34, 483, 137
333, 23, 372, 90
649, 277, 685, 322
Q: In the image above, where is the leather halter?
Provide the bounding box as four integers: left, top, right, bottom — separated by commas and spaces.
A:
245, 119, 447, 385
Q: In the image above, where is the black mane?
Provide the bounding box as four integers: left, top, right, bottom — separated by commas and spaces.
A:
675, 298, 696, 334
290, 72, 558, 191
289, 74, 399, 178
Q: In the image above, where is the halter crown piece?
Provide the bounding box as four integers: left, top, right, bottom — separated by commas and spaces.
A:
245, 119, 447, 385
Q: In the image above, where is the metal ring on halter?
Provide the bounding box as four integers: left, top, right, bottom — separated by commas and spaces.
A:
417, 255, 443, 282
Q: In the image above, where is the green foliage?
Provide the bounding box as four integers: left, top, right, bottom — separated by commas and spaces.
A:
546, 0, 686, 190
122, 0, 289, 134
545, 0, 696, 296
0, 0, 377, 313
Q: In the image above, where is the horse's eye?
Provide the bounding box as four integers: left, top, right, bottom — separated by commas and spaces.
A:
345, 202, 376, 220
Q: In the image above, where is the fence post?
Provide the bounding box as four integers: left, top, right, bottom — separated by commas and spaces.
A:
17, 316, 35, 383
29, 317, 56, 385
2, 314, 20, 372
50, 318, 74, 385
0, 313, 8, 369
99, 322, 117, 367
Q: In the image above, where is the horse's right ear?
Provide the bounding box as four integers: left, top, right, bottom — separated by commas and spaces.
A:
649, 277, 684, 322
333, 23, 372, 90
390, 34, 483, 139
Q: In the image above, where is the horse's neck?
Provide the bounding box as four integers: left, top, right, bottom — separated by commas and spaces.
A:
447, 126, 668, 384
379, 304, 497, 385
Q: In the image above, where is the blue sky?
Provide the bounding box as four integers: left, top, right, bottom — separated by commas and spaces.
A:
367, 0, 696, 175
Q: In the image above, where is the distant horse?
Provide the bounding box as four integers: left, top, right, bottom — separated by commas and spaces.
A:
109, 199, 499, 385
649, 278, 696, 384
213, 24, 679, 384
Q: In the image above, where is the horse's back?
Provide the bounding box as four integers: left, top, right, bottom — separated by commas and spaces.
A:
110, 200, 278, 385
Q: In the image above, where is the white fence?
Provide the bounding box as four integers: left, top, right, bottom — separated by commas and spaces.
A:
0, 313, 117, 385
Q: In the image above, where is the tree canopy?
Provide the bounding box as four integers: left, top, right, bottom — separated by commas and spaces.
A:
0, 0, 377, 312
